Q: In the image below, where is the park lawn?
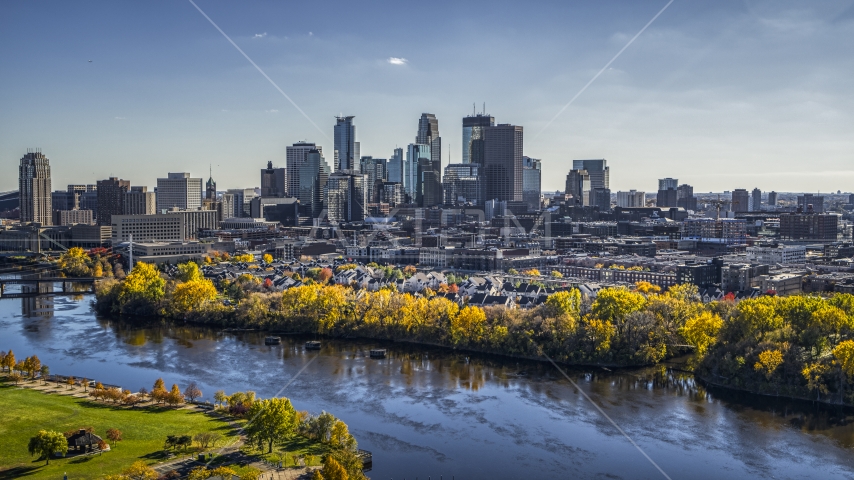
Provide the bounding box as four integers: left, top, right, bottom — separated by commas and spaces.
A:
254, 435, 333, 467
0, 384, 237, 480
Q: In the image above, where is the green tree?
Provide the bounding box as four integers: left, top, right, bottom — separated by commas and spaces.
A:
28, 430, 68, 465
214, 389, 227, 408
245, 397, 299, 453
40, 365, 50, 384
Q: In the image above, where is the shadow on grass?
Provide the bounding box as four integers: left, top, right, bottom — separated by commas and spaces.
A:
0, 466, 41, 480
139, 450, 171, 460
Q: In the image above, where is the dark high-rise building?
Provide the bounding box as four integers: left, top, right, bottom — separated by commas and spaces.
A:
731, 189, 750, 213
359, 156, 387, 202
657, 177, 678, 208
286, 142, 320, 197
387, 148, 404, 183
780, 213, 837, 240
768, 191, 778, 207
299, 149, 330, 218
334, 116, 356, 171
751, 188, 762, 212
462, 114, 494, 165
96, 177, 131, 226
326, 170, 367, 223
19, 150, 52, 225
260, 161, 287, 198
677, 184, 697, 211
417, 113, 442, 167
522, 156, 542, 211
443, 163, 483, 206
590, 188, 612, 211
565, 169, 590, 206
573, 159, 609, 190
417, 157, 442, 207
405, 144, 430, 202
484, 124, 523, 201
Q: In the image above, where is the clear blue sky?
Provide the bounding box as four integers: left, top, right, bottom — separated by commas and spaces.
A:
2, 0, 853, 194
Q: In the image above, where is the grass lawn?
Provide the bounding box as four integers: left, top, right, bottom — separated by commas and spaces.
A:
0, 383, 237, 480
251, 435, 332, 467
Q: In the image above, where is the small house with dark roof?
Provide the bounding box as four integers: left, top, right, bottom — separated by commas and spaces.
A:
67, 429, 104, 453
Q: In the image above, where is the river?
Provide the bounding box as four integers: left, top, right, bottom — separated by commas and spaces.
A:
1, 290, 854, 479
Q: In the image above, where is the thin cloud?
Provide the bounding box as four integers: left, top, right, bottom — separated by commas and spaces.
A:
265, 109, 279, 113
387, 57, 408, 65
114, 116, 126, 120
253, 32, 267, 38
308, 31, 313, 36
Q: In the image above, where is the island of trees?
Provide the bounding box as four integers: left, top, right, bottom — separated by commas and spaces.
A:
82, 249, 854, 407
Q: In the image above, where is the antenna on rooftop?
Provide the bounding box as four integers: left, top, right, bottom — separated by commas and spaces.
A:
483, 102, 486, 114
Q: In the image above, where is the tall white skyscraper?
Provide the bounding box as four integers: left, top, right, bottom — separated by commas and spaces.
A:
156, 172, 203, 212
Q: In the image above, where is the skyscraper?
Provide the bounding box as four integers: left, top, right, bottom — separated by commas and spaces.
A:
565, 169, 590, 206
19, 150, 52, 225
677, 184, 697, 211
260, 161, 287, 197
286, 142, 321, 197
658, 178, 678, 191
484, 124, 523, 201
96, 177, 130, 226
657, 178, 678, 208
462, 114, 494, 165
326, 170, 367, 223
156, 173, 203, 212
443, 163, 483, 206
417, 157, 442, 207
417, 113, 442, 167
359, 157, 387, 202
387, 148, 404, 183
299, 149, 330, 218
751, 188, 762, 212
768, 191, 778, 207
572, 159, 610, 190
405, 144, 431, 202
334, 116, 356, 171
522, 156, 542, 211
731, 189, 750, 213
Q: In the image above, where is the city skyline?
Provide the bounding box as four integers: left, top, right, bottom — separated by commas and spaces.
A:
2, 1, 854, 193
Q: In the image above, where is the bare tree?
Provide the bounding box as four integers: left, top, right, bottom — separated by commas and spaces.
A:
184, 381, 202, 403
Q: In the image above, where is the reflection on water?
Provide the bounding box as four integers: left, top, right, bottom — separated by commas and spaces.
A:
2, 293, 854, 479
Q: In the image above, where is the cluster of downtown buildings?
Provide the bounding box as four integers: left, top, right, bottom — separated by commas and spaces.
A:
4, 110, 854, 300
